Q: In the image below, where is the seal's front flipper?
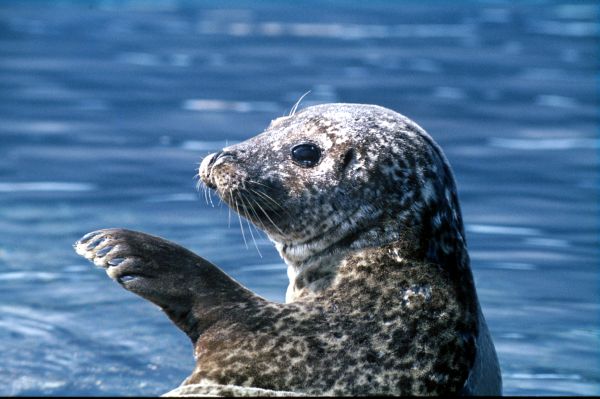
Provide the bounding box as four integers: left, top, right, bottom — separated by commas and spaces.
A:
74, 228, 257, 342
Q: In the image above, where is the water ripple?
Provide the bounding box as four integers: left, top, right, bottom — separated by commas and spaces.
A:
489, 137, 598, 151
182, 99, 279, 113
196, 22, 476, 39
0, 182, 96, 192
466, 224, 541, 236
531, 21, 599, 37
507, 373, 583, 381
181, 140, 236, 151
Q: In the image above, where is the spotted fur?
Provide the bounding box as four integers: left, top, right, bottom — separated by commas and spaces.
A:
75, 103, 501, 396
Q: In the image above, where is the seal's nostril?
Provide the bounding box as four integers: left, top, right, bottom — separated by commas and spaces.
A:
202, 150, 236, 173
207, 151, 236, 169
217, 151, 236, 161
207, 151, 222, 169
210, 151, 237, 169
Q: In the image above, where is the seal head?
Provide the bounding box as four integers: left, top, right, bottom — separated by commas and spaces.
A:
201, 103, 469, 303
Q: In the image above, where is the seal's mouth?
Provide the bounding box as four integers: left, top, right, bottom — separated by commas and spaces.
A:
198, 150, 289, 239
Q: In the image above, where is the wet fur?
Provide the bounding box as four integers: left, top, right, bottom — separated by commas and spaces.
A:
75, 103, 501, 396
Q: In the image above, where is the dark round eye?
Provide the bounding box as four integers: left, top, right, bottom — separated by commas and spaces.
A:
291, 143, 321, 168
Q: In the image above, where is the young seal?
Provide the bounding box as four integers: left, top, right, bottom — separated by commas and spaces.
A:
74, 103, 502, 396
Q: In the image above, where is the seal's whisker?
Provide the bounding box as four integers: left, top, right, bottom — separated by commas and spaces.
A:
195, 182, 203, 203
202, 185, 210, 206
246, 179, 272, 189
249, 187, 283, 210
232, 192, 248, 249
249, 193, 285, 235
242, 196, 263, 256
246, 179, 282, 193
195, 174, 208, 205
208, 187, 215, 207
251, 189, 293, 220
227, 199, 232, 228
246, 181, 286, 211
246, 180, 284, 198
289, 90, 311, 116
248, 188, 277, 207
227, 190, 236, 227
198, 181, 207, 205
193, 173, 211, 206
239, 195, 262, 257
244, 195, 269, 238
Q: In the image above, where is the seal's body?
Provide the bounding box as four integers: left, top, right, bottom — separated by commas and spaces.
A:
75, 104, 501, 396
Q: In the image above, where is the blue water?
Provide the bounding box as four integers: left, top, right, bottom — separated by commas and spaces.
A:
0, 0, 598, 395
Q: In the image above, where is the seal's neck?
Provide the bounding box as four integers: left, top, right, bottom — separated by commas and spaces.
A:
274, 223, 431, 303
276, 179, 472, 304
280, 248, 350, 303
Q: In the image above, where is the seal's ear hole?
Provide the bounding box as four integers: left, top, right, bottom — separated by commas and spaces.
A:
341, 148, 355, 172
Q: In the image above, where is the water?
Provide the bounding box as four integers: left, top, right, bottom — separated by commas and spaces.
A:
0, 0, 598, 395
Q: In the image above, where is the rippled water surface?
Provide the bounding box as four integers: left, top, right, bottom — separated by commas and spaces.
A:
0, 0, 598, 396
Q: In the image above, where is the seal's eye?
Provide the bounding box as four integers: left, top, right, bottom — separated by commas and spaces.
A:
291, 143, 321, 168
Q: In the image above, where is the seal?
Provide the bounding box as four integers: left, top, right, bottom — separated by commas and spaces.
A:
74, 103, 501, 396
